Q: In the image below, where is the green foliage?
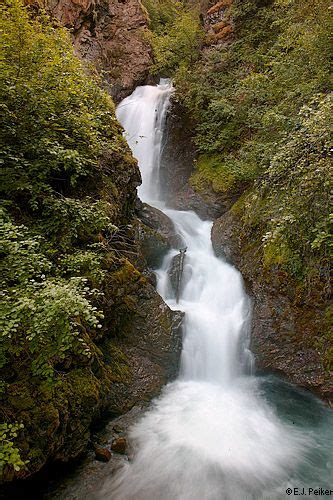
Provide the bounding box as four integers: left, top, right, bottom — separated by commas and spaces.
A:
259, 95, 332, 276
0, 215, 105, 379
38, 197, 117, 250
1, 214, 52, 286
0, 0, 120, 206
59, 249, 106, 285
144, 0, 203, 75
174, 0, 332, 281
0, 423, 27, 473
190, 154, 237, 193
142, 0, 182, 31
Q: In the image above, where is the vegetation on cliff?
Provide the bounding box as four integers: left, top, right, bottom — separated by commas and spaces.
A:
142, 0, 203, 74
147, 0, 332, 371
1, 0, 331, 484
0, 0, 140, 480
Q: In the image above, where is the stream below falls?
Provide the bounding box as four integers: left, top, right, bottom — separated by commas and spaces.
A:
41, 81, 333, 500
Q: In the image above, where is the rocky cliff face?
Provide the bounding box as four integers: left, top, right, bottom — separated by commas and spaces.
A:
32, 0, 152, 100
211, 210, 332, 405
160, 101, 228, 220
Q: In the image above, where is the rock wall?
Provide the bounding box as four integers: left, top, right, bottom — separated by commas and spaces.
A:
211, 210, 332, 405
160, 101, 227, 219
31, 0, 152, 100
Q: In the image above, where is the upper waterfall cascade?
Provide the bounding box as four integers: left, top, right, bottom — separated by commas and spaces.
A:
96, 81, 333, 500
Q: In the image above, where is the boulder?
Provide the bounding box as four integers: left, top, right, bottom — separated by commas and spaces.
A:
136, 202, 184, 269
95, 447, 112, 462
167, 251, 189, 302
173, 184, 224, 220
111, 437, 127, 454
138, 203, 183, 249
138, 223, 170, 269
168, 253, 182, 295
105, 281, 184, 413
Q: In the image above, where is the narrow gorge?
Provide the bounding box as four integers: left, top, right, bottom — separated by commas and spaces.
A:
34, 78, 331, 500
1, 0, 332, 498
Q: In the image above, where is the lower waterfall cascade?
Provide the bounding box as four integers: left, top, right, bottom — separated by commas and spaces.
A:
106, 81, 333, 500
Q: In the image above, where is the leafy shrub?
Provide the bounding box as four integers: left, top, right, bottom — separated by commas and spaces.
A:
59, 249, 107, 285
144, 0, 203, 75
0, 215, 105, 379
0, 423, 27, 474
258, 95, 333, 277
173, 0, 332, 281
142, 0, 182, 31
38, 197, 117, 250
0, 0, 121, 206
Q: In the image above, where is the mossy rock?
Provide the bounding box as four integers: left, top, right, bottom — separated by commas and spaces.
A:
190, 154, 237, 194
7, 384, 34, 411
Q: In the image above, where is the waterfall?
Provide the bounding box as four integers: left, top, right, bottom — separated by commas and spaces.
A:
116, 79, 171, 205
96, 82, 327, 500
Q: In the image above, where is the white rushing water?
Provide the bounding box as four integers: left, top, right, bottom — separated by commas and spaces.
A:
108, 81, 315, 500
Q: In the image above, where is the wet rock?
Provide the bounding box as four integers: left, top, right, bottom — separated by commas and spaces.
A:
136, 202, 185, 269
138, 223, 170, 269
173, 184, 224, 220
160, 101, 196, 201
138, 203, 184, 249
112, 424, 124, 434
168, 250, 192, 303
95, 447, 112, 462
167, 252, 189, 302
106, 283, 184, 413
158, 98, 217, 218
159, 101, 246, 219
111, 437, 127, 454
212, 211, 333, 404
168, 253, 182, 294
142, 268, 157, 288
